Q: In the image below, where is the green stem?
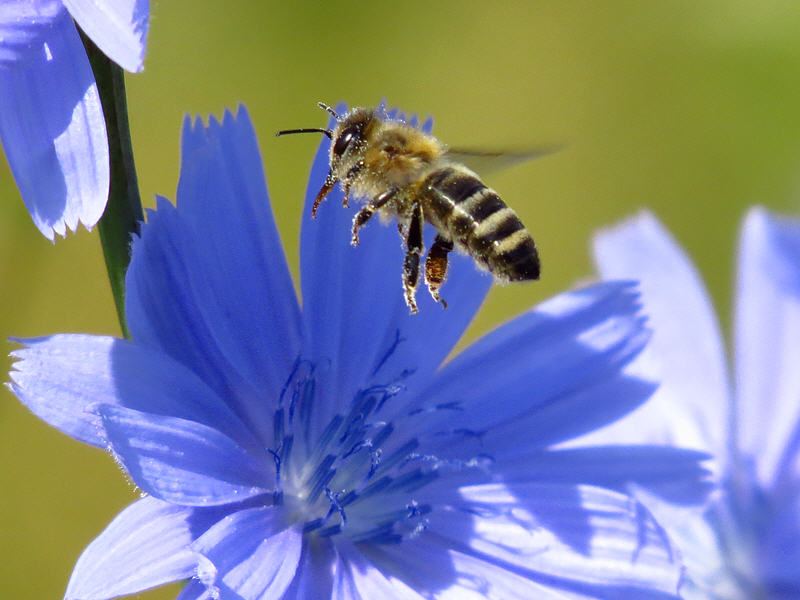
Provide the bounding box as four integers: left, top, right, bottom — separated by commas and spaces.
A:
79, 30, 144, 340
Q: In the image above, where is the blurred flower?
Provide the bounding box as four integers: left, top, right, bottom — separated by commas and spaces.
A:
591, 209, 800, 598
0, 0, 149, 239
9, 106, 709, 599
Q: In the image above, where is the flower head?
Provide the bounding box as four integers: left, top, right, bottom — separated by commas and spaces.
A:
9, 106, 710, 599
0, 0, 149, 239
591, 210, 800, 598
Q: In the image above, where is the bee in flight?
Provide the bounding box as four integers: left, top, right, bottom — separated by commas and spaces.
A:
277, 102, 541, 314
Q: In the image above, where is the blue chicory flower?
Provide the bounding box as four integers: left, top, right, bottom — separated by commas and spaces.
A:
9, 106, 710, 599
590, 210, 800, 598
0, 0, 149, 239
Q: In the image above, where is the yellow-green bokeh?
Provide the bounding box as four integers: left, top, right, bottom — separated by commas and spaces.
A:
3, 2, 800, 597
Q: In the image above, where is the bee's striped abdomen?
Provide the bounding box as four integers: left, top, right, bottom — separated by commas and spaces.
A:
424, 166, 540, 281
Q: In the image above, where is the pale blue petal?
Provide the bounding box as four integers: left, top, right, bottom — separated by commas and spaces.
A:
94, 404, 272, 505
0, 6, 108, 239
400, 282, 651, 450
734, 207, 800, 487
591, 212, 730, 461
126, 197, 273, 444
442, 484, 680, 599
8, 334, 255, 450
65, 497, 219, 600
299, 106, 490, 432
192, 507, 302, 600
175, 108, 303, 407
590, 211, 730, 461
63, 0, 149, 72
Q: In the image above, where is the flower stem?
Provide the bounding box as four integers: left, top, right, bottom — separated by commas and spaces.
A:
78, 29, 144, 340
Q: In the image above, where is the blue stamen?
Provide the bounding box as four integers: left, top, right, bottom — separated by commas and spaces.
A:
384, 468, 438, 493
318, 523, 344, 538
374, 439, 419, 476
325, 488, 347, 524
357, 475, 393, 499
371, 329, 405, 376
307, 454, 336, 504
273, 408, 285, 447
278, 356, 303, 407
408, 401, 463, 416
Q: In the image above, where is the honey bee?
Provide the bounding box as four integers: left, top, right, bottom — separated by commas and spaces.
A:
277, 102, 541, 314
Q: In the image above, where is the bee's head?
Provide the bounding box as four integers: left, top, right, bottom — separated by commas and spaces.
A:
327, 106, 376, 176
276, 102, 376, 176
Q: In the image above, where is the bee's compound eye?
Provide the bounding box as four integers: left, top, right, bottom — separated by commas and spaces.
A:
333, 125, 360, 157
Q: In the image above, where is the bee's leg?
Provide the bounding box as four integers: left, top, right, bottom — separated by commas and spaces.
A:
402, 202, 424, 314
351, 188, 397, 246
312, 171, 338, 219
342, 161, 364, 208
424, 234, 453, 309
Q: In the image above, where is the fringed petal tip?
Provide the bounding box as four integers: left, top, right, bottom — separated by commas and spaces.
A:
0, 7, 109, 241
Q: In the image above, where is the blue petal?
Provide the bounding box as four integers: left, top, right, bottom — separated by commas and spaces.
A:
299, 106, 490, 430
401, 281, 652, 450
376, 483, 683, 599
498, 446, 713, 506
8, 334, 256, 450
591, 211, 730, 463
65, 497, 220, 599
94, 404, 272, 505
175, 108, 303, 408
734, 207, 800, 487
336, 543, 427, 599
0, 6, 108, 239
280, 540, 339, 600
191, 507, 302, 599
0, 1, 62, 65
62, 0, 149, 72
126, 198, 270, 445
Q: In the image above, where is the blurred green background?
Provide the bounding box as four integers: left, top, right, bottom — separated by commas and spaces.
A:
3, 1, 800, 596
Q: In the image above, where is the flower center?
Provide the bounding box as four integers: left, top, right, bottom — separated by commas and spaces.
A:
269, 356, 436, 544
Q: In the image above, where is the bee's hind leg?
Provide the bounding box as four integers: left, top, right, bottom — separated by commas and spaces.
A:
351, 188, 397, 246
402, 202, 424, 314
424, 235, 453, 309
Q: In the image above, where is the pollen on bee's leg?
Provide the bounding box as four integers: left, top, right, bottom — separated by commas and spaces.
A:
404, 283, 419, 314
425, 235, 453, 309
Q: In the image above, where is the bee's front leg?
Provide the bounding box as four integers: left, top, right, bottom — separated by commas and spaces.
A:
351, 188, 397, 246
424, 234, 453, 309
312, 171, 338, 218
402, 202, 424, 314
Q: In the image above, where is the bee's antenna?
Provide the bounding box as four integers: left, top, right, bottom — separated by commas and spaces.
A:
317, 102, 340, 121
275, 128, 333, 139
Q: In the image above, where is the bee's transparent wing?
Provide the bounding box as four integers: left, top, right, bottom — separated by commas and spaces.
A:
444, 146, 561, 174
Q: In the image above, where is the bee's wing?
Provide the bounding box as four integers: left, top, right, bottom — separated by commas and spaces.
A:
444, 146, 561, 174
